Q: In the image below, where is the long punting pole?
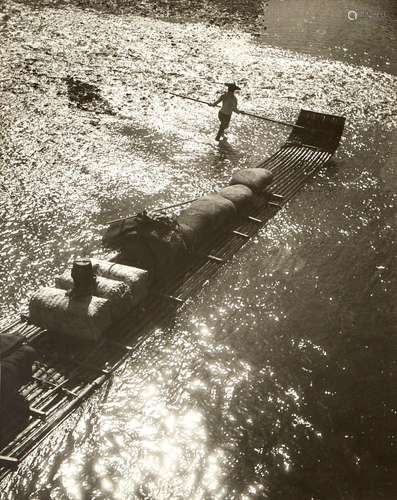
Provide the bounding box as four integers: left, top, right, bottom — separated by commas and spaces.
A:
166, 91, 308, 131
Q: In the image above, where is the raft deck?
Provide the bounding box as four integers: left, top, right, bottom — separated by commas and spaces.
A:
0, 109, 345, 477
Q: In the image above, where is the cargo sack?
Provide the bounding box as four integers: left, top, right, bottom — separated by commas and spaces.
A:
91, 259, 149, 297
92, 259, 150, 310
230, 168, 273, 193
218, 184, 262, 215
0, 333, 37, 427
29, 287, 112, 341
177, 194, 237, 248
0, 334, 37, 399
103, 212, 188, 282
55, 271, 132, 321
56, 269, 129, 299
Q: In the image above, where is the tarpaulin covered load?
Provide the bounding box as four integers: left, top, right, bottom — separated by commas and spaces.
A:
218, 184, 263, 214
103, 213, 188, 282
29, 287, 113, 341
230, 168, 273, 193
177, 194, 237, 248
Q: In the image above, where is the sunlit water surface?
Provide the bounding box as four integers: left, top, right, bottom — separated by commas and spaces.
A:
0, 0, 396, 499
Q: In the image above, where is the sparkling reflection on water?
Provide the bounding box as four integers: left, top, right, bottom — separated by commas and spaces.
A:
1, 0, 397, 499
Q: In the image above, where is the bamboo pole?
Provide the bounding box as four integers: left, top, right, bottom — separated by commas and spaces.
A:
166, 91, 307, 130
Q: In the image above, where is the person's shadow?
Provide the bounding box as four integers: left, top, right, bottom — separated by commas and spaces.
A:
216, 138, 240, 164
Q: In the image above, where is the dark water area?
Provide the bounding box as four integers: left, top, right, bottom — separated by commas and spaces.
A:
1, 0, 397, 499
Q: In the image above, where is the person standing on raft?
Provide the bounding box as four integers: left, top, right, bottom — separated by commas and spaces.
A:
210, 82, 241, 141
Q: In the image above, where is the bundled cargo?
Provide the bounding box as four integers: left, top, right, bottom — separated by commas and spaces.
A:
103, 212, 188, 282
177, 194, 237, 248
55, 270, 131, 320
230, 168, 273, 193
89, 259, 149, 306
0, 333, 37, 434
0, 334, 37, 404
29, 287, 113, 341
29, 259, 149, 341
218, 184, 263, 215
56, 269, 129, 300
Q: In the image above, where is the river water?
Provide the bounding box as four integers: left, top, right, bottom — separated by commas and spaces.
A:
0, 0, 396, 499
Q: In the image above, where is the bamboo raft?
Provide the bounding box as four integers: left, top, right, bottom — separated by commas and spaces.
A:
0, 109, 345, 478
